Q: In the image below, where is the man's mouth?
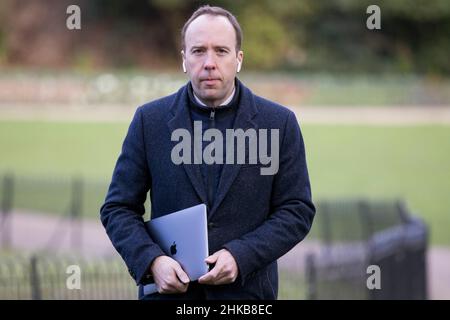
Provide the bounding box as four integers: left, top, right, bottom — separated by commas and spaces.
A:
201, 78, 220, 85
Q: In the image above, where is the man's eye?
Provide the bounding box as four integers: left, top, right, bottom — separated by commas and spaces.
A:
192, 49, 203, 54
217, 49, 228, 54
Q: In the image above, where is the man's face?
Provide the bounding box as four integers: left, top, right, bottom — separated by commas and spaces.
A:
182, 14, 243, 107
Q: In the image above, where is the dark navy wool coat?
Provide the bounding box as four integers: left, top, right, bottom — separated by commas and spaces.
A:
100, 79, 315, 299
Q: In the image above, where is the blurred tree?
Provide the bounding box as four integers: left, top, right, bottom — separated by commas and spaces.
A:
0, 0, 449, 74
239, 5, 289, 69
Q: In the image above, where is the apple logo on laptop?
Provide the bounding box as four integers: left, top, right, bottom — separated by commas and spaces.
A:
170, 241, 177, 255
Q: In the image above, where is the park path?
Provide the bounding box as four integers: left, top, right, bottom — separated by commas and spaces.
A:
291, 106, 450, 125
1, 103, 450, 124
1, 210, 449, 299
0, 210, 117, 258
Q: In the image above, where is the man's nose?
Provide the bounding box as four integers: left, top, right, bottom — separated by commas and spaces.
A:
203, 53, 217, 70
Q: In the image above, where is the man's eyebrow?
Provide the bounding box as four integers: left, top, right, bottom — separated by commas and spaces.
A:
214, 46, 231, 51
189, 45, 232, 51
190, 46, 205, 51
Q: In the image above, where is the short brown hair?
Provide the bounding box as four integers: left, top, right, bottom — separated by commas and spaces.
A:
181, 5, 243, 52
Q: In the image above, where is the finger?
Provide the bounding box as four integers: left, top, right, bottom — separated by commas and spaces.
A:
205, 251, 220, 264
164, 275, 189, 293
208, 275, 229, 285
198, 271, 214, 284
200, 265, 234, 285
170, 281, 189, 293
174, 264, 190, 284
203, 262, 238, 285
198, 274, 213, 284
158, 265, 189, 293
198, 266, 220, 284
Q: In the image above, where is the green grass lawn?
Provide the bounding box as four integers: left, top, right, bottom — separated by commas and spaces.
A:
0, 120, 449, 245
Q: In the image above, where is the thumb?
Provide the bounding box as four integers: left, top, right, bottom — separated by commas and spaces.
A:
174, 265, 190, 284
205, 251, 220, 264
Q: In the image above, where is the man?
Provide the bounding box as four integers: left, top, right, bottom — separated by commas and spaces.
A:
100, 5, 315, 300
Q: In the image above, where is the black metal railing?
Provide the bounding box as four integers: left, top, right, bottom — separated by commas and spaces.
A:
0, 254, 136, 300
305, 199, 428, 300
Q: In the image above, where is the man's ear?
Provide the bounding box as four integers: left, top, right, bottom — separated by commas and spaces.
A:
181, 50, 186, 73
237, 51, 244, 73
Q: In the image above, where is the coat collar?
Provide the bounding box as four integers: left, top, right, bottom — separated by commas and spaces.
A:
167, 78, 259, 218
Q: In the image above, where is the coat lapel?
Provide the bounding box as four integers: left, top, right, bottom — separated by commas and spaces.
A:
167, 85, 208, 205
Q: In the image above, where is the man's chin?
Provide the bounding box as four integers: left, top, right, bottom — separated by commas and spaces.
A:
198, 90, 222, 101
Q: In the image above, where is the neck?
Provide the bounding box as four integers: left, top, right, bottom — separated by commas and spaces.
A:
194, 85, 236, 108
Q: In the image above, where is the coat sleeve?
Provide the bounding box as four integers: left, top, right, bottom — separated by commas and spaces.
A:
222, 111, 316, 285
100, 106, 165, 285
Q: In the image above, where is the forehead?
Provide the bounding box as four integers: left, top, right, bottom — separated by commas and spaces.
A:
185, 14, 236, 48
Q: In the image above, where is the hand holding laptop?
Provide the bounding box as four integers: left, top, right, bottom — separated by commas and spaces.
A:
150, 248, 239, 294
198, 249, 239, 285
150, 255, 190, 294
143, 204, 209, 295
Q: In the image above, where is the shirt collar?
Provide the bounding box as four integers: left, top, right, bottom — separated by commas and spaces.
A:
193, 86, 236, 108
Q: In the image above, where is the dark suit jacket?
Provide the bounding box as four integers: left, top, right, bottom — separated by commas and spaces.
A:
100, 79, 315, 299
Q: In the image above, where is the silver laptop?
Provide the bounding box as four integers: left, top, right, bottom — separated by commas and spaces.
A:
143, 203, 209, 295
